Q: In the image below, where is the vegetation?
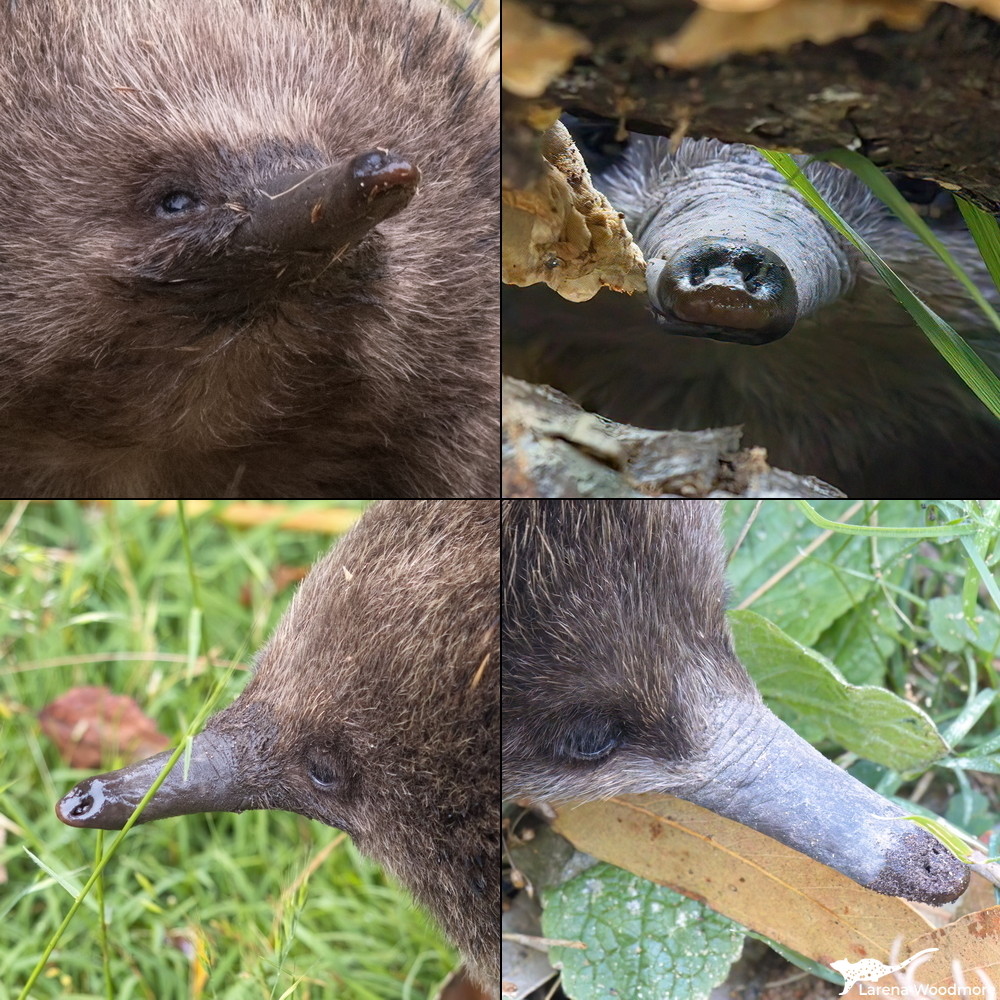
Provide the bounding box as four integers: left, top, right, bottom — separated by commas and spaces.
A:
760, 147, 1000, 418
509, 499, 1000, 1000
0, 500, 456, 1000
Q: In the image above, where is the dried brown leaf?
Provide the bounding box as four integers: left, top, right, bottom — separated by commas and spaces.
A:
501, 0, 591, 98
655, 0, 934, 69
551, 793, 936, 966
39, 685, 170, 768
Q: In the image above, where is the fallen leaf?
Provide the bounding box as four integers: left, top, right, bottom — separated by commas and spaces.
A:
39, 685, 170, 768
551, 793, 936, 968
434, 966, 496, 1000
655, 0, 933, 69
837, 909, 1000, 995
896, 908, 1000, 990
502, 1, 591, 98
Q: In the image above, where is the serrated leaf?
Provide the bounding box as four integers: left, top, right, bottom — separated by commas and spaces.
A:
730, 610, 948, 771
541, 861, 744, 1000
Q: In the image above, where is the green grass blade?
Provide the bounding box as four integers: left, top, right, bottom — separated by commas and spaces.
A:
815, 148, 1000, 333
21, 849, 93, 908
897, 814, 976, 863
17, 653, 237, 1000
957, 197, 1000, 293
757, 148, 1000, 419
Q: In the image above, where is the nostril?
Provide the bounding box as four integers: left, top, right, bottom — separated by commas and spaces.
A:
69, 794, 94, 818
733, 252, 767, 290
651, 236, 798, 344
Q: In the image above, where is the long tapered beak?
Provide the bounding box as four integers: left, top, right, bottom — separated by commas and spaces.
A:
683, 698, 969, 905
55, 729, 250, 830
240, 148, 420, 253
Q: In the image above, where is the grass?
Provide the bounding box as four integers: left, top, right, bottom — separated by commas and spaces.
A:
0, 501, 457, 1000
758, 146, 1000, 419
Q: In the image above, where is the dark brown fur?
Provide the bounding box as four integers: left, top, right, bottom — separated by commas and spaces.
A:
58, 501, 500, 987
502, 499, 749, 801
500, 499, 969, 905
0, 0, 498, 497
210, 501, 500, 984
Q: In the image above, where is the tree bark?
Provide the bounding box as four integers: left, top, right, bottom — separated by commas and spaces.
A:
504, 1, 1000, 209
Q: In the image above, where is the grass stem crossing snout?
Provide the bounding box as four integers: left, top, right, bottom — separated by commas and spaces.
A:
56, 500, 501, 991
501, 499, 969, 905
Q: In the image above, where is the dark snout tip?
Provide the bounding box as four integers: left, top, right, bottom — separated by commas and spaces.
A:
247, 147, 420, 252
350, 149, 421, 204
868, 827, 969, 905
650, 236, 798, 345
55, 779, 121, 830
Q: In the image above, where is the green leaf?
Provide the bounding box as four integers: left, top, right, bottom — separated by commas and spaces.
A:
927, 594, 1000, 655
747, 935, 843, 986
942, 688, 1000, 746
730, 609, 948, 771
724, 500, 919, 646
943, 755, 1000, 775
944, 788, 997, 838
813, 592, 898, 686
542, 862, 745, 1000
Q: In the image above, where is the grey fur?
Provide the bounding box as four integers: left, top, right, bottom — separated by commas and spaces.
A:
502, 499, 969, 905
599, 136, 890, 319
503, 135, 1000, 496
57, 500, 501, 989
0, 0, 498, 497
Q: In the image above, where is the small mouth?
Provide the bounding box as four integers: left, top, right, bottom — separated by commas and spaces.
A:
649, 304, 779, 346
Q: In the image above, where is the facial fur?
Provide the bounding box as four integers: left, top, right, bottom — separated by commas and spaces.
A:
0, 0, 499, 497
220, 500, 500, 983
502, 499, 756, 803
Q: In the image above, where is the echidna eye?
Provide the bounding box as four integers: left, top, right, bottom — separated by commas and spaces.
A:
560, 718, 623, 761
572, 739, 618, 760
308, 760, 339, 789
156, 190, 203, 217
